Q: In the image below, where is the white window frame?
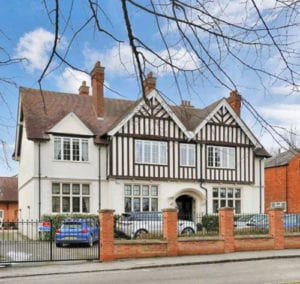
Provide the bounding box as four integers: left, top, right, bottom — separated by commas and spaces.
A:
52, 183, 90, 213
212, 187, 241, 213
135, 140, 167, 165
207, 146, 235, 169
54, 137, 89, 162
180, 143, 196, 167
124, 184, 159, 212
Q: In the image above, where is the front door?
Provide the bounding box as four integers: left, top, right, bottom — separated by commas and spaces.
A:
176, 195, 193, 220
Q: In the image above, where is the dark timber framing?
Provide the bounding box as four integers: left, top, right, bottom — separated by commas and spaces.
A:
109, 96, 255, 184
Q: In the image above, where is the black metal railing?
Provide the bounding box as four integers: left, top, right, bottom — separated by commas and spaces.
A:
178, 213, 219, 237
114, 212, 164, 240
234, 213, 269, 235
114, 212, 220, 240
0, 219, 99, 263
284, 214, 300, 234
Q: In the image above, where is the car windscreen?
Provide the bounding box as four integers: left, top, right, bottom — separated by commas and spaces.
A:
61, 222, 82, 230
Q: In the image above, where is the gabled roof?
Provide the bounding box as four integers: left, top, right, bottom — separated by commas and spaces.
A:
265, 149, 300, 168
18, 87, 135, 141
107, 90, 193, 139
170, 99, 221, 131
16, 86, 269, 158
0, 176, 18, 202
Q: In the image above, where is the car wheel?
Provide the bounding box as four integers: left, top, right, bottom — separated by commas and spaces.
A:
88, 235, 93, 247
181, 227, 195, 235
56, 243, 63, 248
134, 229, 147, 239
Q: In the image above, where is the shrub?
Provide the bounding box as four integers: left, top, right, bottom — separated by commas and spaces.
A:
202, 214, 219, 232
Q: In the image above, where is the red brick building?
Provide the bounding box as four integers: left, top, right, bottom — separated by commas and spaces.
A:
264, 149, 300, 213
0, 176, 18, 225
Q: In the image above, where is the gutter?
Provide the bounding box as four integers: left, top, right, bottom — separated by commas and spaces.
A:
199, 144, 208, 215
98, 145, 101, 211
259, 158, 262, 214
286, 166, 288, 212
200, 180, 208, 215
38, 142, 41, 219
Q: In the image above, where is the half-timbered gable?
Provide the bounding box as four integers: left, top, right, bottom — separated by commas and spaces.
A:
194, 100, 259, 184
109, 91, 195, 180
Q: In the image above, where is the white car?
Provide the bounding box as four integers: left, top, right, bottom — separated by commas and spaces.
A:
116, 211, 196, 239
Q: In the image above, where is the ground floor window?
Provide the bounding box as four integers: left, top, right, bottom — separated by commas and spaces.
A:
52, 183, 90, 213
124, 184, 158, 212
212, 187, 241, 213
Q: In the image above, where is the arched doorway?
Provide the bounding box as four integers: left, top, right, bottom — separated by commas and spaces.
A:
176, 195, 194, 220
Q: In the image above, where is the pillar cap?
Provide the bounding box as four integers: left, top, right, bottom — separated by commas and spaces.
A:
162, 208, 178, 212
98, 209, 115, 213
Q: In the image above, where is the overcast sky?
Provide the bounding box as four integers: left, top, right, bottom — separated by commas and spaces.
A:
0, 1, 300, 176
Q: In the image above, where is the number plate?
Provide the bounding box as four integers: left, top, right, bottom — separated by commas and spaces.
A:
64, 237, 76, 240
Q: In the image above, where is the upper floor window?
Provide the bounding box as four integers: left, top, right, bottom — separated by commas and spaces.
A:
180, 143, 195, 167
135, 140, 167, 165
207, 146, 235, 169
54, 137, 88, 162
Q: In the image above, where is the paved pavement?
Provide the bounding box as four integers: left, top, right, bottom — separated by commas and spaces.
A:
1, 249, 300, 279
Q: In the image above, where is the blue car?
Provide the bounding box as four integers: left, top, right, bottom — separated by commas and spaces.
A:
55, 218, 99, 247
254, 214, 300, 230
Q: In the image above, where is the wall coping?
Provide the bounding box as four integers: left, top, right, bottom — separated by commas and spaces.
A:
115, 239, 167, 245
162, 208, 178, 212
218, 207, 234, 211
234, 234, 272, 240
99, 209, 115, 213
178, 236, 222, 242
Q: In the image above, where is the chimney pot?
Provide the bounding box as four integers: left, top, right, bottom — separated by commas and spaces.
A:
79, 81, 89, 96
143, 72, 156, 95
181, 100, 192, 107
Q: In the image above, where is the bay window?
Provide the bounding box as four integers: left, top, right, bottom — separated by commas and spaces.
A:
124, 184, 158, 212
52, 183, 90, 213
212, 187, 241, 213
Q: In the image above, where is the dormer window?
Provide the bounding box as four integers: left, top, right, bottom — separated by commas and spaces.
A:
54, 137, 89, 162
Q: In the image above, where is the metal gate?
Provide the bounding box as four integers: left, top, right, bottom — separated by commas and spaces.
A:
0, 219, 99, 263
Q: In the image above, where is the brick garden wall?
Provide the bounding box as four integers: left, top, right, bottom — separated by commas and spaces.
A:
99, 208, 299, 262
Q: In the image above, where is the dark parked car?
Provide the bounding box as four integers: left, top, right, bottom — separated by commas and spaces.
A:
116, 211, 196, 239
55, 218, 99, 247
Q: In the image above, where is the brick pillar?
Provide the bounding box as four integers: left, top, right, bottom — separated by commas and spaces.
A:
219, 207, 234, 253
269, 209, 284, 250
162, 208, 178, 256
99, 209, 115, 262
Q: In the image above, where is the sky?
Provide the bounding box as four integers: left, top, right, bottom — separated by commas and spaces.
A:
0, 0, 300, 177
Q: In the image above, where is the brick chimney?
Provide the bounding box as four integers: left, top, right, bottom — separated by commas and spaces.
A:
143, 72, 156, 95
181, 100, 192, 107
91, 61, 105, 118
79, 81, 89, 96
227, 90, 241, 117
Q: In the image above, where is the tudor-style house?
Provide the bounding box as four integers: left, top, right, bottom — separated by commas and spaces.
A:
14, 61, 270, 220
